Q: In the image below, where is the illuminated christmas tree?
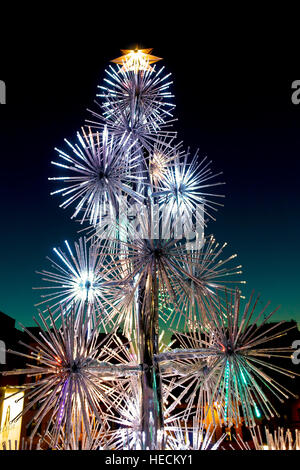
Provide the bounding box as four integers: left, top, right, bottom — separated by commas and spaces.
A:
2, 48, 297, 451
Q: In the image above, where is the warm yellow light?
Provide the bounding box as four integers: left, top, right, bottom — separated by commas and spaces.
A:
111, 48, 162, 73
0, 388, 24, 450
149, 152, 169, 184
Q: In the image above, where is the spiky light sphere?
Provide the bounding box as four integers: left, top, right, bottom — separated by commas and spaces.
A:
98, 61, 175, 131
203, 291, 299, 427
100, 207, 200, 330
158, 291, 299, 428
176, 235, 245, 328
100, 208, 244, 331
33, 237, 119, 324
49, 127, 144, 226
152, 151, 225, 235
148, 138, 183, 187
87, 62, 177, 151
2, 306, 140, 448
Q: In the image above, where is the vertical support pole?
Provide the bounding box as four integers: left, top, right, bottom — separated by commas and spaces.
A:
137, 262, 164, 450
128, 67, 165, 449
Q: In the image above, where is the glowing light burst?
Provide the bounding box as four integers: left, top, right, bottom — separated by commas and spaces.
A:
87, 53, 177, 151
99, 208, 243, 331
2, 306, 140, 448
49, 127, 144, 226
98, 62, 175, 130
34, 237, 117, 322
157, 291, 299, 428
148, 138, 183, 187
100, 207, 202, 329
45, 334, 140, 450
204, 291, 299, 427
152, 151, 225, 231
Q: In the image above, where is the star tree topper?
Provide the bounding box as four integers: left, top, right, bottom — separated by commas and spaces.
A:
111, 48, 162, 72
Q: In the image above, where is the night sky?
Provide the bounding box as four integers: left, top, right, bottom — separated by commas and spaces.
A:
0, 18, 299, 328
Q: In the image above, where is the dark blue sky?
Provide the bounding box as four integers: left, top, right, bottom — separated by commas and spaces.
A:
0, 20, 299, 328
